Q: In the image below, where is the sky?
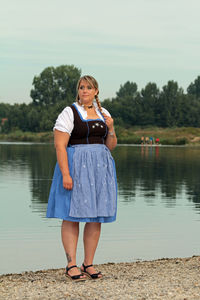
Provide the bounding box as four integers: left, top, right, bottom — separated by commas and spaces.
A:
1, 0, 200, 104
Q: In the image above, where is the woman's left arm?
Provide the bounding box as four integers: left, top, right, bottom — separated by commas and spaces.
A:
102, 113, 117, 151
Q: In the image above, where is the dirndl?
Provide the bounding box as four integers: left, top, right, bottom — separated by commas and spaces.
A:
46, 144, 117, 223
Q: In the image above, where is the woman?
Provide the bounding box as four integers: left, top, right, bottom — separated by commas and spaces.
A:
46, 75, 117, 281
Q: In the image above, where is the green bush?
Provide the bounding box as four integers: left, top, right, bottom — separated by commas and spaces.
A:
160, 137, 188, 145
175, 137, 188, 145
118, 136, 141, 144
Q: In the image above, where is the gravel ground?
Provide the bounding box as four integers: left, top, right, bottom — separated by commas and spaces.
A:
1, 256, 200, 300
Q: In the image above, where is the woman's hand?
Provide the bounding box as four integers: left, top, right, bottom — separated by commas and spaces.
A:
102, 113, 114, 131
102, 113, 117, 150
63, 174, 73, 190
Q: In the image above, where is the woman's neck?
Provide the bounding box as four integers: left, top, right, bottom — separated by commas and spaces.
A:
78, 101, 94, 111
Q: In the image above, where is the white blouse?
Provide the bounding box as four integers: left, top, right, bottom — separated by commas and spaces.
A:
53, 102, 111, 135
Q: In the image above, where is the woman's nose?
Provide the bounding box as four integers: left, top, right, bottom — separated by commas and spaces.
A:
82, 87, 89, 92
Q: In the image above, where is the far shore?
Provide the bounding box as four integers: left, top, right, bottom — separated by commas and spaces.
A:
1, 126, 200, 145
1, 256, 200, 299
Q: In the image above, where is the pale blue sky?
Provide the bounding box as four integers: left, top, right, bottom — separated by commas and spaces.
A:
1, 0, 200, 104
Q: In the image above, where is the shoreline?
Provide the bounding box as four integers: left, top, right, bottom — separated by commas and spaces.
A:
1, 126, 200, 145
1, 256, 200, 299
1, 140, 200, 148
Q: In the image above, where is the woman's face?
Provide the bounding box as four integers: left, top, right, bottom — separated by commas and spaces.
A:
78, 80, 98, 104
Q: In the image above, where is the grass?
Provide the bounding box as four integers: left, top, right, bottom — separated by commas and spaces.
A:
115, 126, 200, 145
0, 127, 200, 145
0, 130, 54, 143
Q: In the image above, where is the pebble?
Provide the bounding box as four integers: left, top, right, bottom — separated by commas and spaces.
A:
0, 256, 200, 299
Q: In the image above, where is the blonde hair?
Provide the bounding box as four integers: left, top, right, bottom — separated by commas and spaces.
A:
76, 75, 103, 113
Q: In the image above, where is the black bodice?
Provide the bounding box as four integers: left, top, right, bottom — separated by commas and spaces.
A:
68, 104, 108, 146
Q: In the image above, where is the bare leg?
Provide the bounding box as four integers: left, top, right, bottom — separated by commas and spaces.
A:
61, 220, 85, 278
81, 222, 102, 278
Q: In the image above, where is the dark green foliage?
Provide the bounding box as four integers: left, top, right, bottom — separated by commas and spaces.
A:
104, 81, 139, 127
102, 75, 200, 128
160, 137, 188, 145
30, 65, 81, 106
0, 103, 10, 118
187, 76, 200, 99
116, 81, 137, 98
139, 82, 159, 126
0, 68, 200, 134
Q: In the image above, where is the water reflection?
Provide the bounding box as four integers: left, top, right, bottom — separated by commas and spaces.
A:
112, 145, 200, 211
0, 143, 55, 213
0, 143, 200, 213
2, 142, 200, 274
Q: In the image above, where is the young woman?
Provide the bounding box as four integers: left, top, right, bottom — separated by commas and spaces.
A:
46, 75, 117, 281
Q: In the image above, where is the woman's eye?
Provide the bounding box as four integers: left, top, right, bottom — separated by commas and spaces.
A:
79, 85, 93, 90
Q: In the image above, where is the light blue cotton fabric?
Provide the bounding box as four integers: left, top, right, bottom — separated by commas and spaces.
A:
46, 144, 117, 223
69, 144, 116, 218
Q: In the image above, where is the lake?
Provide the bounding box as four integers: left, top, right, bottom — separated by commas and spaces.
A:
0, 143, 200, 275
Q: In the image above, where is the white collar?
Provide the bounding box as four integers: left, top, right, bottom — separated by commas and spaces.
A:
74, 101, 99, 112
73, 101, 104, 121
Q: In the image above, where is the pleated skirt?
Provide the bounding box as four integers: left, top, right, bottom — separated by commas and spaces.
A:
46, 144, 117, 223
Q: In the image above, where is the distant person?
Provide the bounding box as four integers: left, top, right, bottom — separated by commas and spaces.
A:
149, 137, 154, 145
145, 136, 149, 144
46, 75, 118, 281
141, 136, 145, 145
155, 138, 160, 145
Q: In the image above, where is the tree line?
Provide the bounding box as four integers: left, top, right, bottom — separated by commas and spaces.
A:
1, 64, 200, 133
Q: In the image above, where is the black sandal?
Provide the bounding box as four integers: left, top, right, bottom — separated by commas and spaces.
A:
66, 265, 86, 282
82, 263, 102, 279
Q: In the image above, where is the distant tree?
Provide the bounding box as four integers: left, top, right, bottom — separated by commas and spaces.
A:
27, 107, 40, 132
104, 81, 139, 126
140, 82, 159, 126
5, 103, 29, 131
158, 81, 184, 127
30, 65, 81, 106
2, 74, 200, 133
116, 81, 137, 98
187, 76, 200, 99
0, 103, 11, 118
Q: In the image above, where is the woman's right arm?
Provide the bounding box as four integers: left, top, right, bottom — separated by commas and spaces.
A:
54, 129, 73, 190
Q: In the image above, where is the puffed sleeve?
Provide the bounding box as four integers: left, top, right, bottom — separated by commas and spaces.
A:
53, 106, 74, 135
101, 107, 111, 117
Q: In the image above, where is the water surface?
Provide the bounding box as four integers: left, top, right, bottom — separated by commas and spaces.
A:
0, 143, 200, 275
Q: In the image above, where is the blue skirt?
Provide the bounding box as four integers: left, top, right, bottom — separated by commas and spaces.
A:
46, 144, 117, 223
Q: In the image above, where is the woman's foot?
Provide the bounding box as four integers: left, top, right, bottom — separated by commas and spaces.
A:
81, 263, 103, 279
66, 265, 86, 281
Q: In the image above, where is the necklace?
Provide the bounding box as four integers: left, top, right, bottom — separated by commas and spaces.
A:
82, 104, 94, 109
